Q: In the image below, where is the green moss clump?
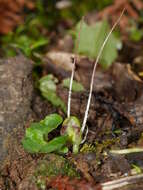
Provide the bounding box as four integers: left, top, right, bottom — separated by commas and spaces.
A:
34, 154, 80, 189
80, 143, 96, 153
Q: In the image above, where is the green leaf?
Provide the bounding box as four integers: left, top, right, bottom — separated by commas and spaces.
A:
62, 78, 85, 92
1, 19, 48, 58
30, 37, 48, 50
40, 113, 63, 134
130, 27, 143, 42
14, 35, 48, 57
42, 91, 66, 113
40, 135, 68, 153
22, 137, 44, 153
57, 146, 69, 154
75, 20, 122, 68
22, 114, 67, 153
25, 122, 47, 139
39, 74, 58, 92
39, 74, 66, 113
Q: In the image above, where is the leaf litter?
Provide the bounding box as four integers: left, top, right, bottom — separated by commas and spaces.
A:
1, 7, 143, 190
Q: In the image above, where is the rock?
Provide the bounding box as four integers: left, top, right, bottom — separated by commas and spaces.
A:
0, 55, 33, 164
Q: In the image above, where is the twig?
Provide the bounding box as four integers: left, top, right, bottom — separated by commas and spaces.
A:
67, 16, 84, 118
81, 9, 125, 133
102, 173, 143, 190
110, 148, 143, 155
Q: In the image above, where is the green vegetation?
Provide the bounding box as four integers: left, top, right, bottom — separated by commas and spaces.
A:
129, 24, 143, 42
74, 20, 122, 68
35, 154, 80, 178
22, 114, 68, 153
18, 1, 143, 157
22, 1, 122, 154
22, 112, 84, 154
60, 0, 113, 21
2, 16, 122, 69
39, 74, 66, 113
61, 116, 82, 154
1, 0, 118, 68
62, 78, 85, 92
1, 19, 48, 58
132, 164, 142, 174
22, 113, 83, 154
35, 154, 80, 189
80, 143, 96, 153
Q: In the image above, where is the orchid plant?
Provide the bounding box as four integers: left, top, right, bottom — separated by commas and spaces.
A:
22, 10, 124, 154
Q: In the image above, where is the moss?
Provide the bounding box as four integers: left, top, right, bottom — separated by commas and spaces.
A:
36, 176, 46, 190
80, 143, 96, 153
34, 154, 80, 189
80, 138, 120, 155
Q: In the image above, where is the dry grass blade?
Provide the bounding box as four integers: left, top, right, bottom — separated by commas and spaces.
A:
102, 174, 143, 190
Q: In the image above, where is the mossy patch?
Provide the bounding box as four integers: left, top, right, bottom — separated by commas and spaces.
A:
34, 154, 80, 189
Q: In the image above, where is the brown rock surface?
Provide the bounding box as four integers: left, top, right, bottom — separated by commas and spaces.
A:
0, 55, 33, 164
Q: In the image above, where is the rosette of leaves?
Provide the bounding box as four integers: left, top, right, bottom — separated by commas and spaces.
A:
22, 114, 83, 154
22, 114, 68, 153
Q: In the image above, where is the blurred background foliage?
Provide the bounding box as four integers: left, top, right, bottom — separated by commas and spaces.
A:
58, 0, 113, 21
0, 0, 143, 68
